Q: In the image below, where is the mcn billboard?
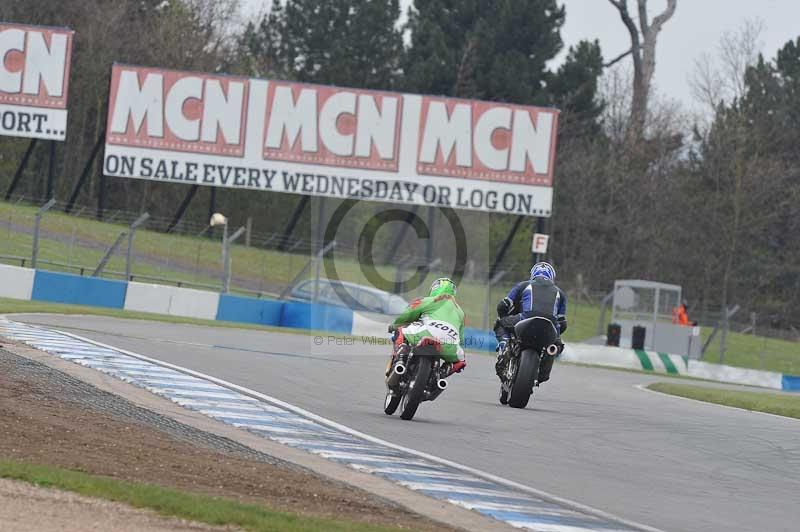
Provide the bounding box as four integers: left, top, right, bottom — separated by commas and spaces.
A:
0, 22, 74, 141
105, 64, 560, 216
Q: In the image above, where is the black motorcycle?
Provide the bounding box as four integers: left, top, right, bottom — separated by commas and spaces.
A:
384, 336, 450, 421
499, 316, 560, 408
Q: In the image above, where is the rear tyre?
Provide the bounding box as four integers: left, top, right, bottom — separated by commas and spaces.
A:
508, 349, 540, 409
400, 358, 433, 420
383, 390, 400, 415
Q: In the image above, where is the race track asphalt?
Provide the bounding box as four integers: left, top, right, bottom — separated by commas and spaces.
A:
12, 314, 800, 532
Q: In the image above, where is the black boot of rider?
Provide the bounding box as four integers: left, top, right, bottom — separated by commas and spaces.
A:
537, 354, 555, 384
495, 340, 508, 378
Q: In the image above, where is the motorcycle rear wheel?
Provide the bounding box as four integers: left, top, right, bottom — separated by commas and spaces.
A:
508, 348, 540, 409
400, 358, 433, 420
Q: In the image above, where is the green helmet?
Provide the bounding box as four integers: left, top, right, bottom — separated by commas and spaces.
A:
429, 278, 457, 297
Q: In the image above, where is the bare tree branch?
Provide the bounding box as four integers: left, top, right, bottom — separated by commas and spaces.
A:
607, 0, 641, 53
637, 0, 650, 33
606, 0, 678, 142
604, 48, 633, 68
650, 0, 677, 35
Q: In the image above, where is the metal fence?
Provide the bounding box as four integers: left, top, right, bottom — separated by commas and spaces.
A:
1, 197, 798, 374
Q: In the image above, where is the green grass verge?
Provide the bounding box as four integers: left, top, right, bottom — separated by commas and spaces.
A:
647, 382, 800, 419
4, 200, 796, 371
0, 460, 403, 532
700, 329, 800, 375
0, 200, 603, 337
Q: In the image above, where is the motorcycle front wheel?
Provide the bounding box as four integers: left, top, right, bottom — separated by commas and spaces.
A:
383, 390, 400, 415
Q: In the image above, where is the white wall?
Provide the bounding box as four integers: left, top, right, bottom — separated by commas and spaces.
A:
0, 264, 35, 300
561, 344, 646, 372
687, 360, 783, 390
124, 282, 220, 320
351, 311, 390, 338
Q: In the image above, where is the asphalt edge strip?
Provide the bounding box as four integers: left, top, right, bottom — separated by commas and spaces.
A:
0, 333, 513, 532
41, 323, 665, 532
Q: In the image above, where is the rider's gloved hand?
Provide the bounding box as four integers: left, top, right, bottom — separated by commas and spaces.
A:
450, 360, 466, 374
497, 297, 514, 318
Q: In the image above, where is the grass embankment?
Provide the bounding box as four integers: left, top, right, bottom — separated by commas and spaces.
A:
0, 200, 603, 335
700, 329, 800, 375
648, 382, 800, 419
0, 460, 404, 532
3, 200, 798, 372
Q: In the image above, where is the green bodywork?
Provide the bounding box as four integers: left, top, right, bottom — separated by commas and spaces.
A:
392, 295, 466, 362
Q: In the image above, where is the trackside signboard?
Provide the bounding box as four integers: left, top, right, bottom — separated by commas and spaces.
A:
104, 64, 560, 216
0, 23, 74, 141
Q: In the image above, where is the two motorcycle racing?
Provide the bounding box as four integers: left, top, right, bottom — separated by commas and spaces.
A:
382, 263, 566, 420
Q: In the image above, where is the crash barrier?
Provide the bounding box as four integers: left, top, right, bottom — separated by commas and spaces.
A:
2, 262, 797, 390
561, 343, 792, 391
125, 282, 220, 320
0, 264, 35, 300
32, 270, 127, 308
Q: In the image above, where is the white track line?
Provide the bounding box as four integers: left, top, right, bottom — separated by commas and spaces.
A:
4, 320, 663, 532
634, 383, 799, 423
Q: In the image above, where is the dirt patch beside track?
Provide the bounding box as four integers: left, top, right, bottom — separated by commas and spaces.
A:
0, 478, 234, 532
0, 348, 454, 532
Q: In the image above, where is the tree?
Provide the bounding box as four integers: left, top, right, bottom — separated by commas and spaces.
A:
690, 18, 764, 114
259, 0, 404, 89
547, 40, 605, 137
235, 0, 285, 79
403, 0, 565, 102
606, 0, 677, 141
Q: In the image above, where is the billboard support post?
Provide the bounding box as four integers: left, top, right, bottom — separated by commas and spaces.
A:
384, 205, 420, 263
5, 139, 39, 201
168, 185, 199, 233
489, 216, 524, 281
66, 130, 105, 213
97, 167, 107, 220
426, 207, 435, 265
46, 141, 57, 200
278, 196, 309, 251
482, 270, 507, 330
207, 188, 218, 239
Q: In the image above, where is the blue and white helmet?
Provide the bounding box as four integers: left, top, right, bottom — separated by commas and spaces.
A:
530, 262, 556, 281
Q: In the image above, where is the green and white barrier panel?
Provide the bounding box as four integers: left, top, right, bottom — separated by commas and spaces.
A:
561, 344, 687, 375
562, 343, 791, 391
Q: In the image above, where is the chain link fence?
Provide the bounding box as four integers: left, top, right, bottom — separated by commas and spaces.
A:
1, 197, 798, 374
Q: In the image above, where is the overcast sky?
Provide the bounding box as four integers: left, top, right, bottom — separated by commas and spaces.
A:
240, 0, 800, 110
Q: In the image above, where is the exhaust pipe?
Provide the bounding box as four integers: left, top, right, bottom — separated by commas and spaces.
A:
426, 378, 448, 402
385, 362, 406, 388
546, 344, 559, 356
